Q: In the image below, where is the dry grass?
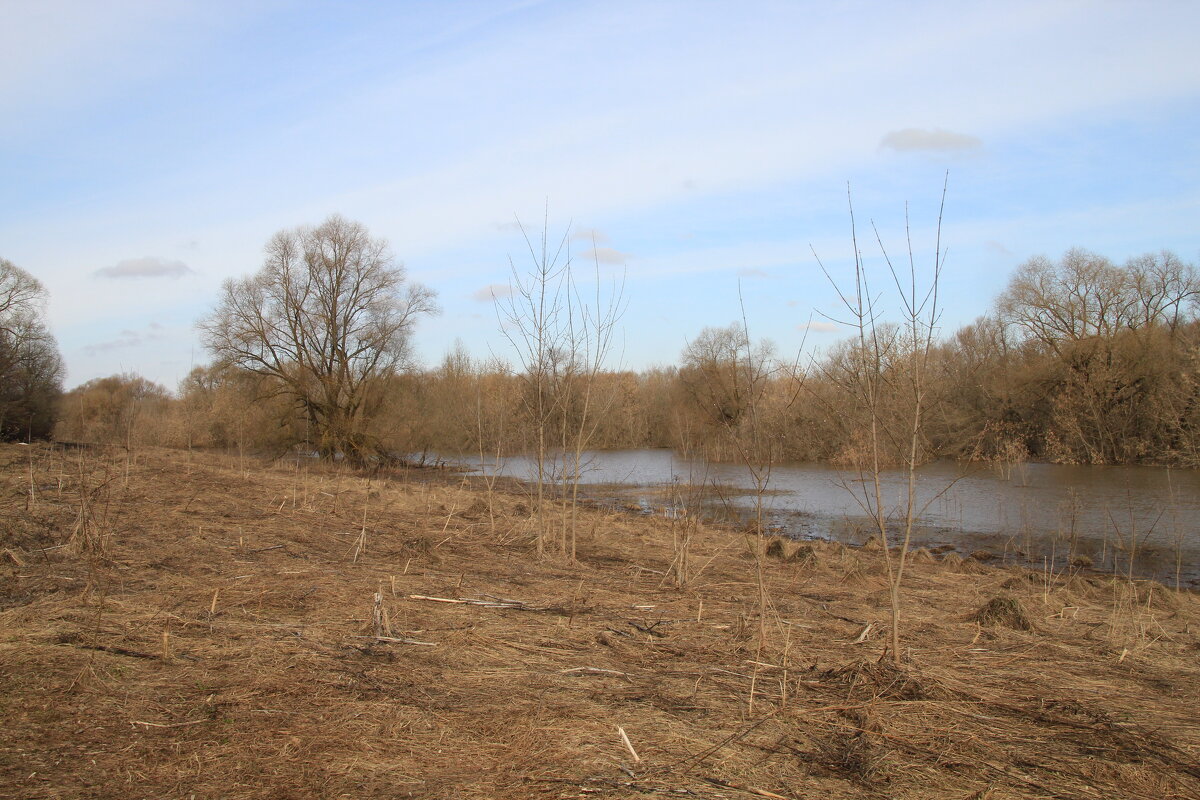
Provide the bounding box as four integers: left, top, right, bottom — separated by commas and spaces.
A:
969, 595, 1035, 631
2, 442, 1200, 799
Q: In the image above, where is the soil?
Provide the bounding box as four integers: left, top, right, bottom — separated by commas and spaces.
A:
2, 443, 1199, 799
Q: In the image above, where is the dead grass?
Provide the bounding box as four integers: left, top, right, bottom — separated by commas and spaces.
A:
1, 442, 1199, 799
969, 595, 1035, 631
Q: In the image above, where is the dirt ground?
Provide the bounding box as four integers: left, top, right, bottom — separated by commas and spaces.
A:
2, 443, 1199, 800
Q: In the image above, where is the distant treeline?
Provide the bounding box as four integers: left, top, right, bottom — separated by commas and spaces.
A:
55, 248, 1200, 468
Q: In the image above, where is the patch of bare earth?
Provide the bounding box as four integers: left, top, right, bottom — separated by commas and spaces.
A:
2, 443, 1199, 799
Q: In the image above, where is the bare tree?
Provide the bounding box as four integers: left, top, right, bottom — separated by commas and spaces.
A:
0, 259, 44, 328
495, 215, 571, 556
813, 181, 945, 666
997, 249, 1200, 464
680, 324, 774, 437
0, 258, 64, 441
0, 258, 48, 387
999, 248, 1199, 353
558, 239, 626, 560
496, 215, 625, 558
680, 311, 797, 713
198, 215, 438, 464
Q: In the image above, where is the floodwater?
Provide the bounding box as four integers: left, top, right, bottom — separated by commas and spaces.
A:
460, 449, 1200, 586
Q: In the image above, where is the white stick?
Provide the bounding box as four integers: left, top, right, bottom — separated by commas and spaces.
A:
617, 725, 641, 763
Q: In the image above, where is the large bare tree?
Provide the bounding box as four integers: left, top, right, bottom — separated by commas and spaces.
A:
999, 248, 1199, 352
199, 215, 438, 463
0, 258, 64, 440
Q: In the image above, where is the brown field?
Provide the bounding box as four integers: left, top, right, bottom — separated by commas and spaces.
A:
2, 443, 1199, 799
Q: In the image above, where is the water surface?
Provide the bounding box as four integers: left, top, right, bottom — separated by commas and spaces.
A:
461, 449, 1200, 585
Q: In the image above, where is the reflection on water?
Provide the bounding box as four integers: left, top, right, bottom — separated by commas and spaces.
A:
460, 449, 1200, 586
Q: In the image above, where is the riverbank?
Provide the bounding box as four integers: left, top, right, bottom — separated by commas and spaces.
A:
464, 449, 1200, 586
2, 443, 1199, 799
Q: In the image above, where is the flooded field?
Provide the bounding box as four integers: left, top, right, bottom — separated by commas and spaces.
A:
463, 449, 1200, 585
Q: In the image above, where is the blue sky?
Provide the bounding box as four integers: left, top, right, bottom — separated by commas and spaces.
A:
4, 0, 1200, 388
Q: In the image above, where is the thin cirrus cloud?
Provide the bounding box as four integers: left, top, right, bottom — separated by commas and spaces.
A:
799, 321, 839, 333
471, 283, 513, 303
879, 127, 983, 153
570, 227, 610, 245
577, 246, 629, 265
94, 256, 194, 279
82, 322, 167, 356
738, 267, 770, 279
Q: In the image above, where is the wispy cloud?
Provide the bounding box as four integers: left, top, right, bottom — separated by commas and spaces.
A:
571, 227, 610, 245
82, 322, 167, 356
879, 127, 982, 153
985, 240, 1012, 256
738, 267, 769, 278
471, 283, 512, 302
94, 256, 193, 279
578, 246, 629, 265
799, 321, 838, 333
7, 1, 1200, 385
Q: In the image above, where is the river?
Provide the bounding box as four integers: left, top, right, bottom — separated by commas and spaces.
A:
459, 449, 1200, 586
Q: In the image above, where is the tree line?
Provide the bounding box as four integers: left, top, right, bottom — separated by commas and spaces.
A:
12, 215, 1200, 469
34, 213, 1200, 672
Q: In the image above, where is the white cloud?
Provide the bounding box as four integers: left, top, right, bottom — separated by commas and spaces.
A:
738, 267, 769, 278
94, 256, 194, 279
879, 128, 982, 153
799, 321, 838, 333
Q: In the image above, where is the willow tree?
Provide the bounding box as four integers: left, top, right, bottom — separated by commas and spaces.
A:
0, 258, 64, 441
199, 215, 438, 463
997, 249, 1200, 463
998, 249, 1198, 352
